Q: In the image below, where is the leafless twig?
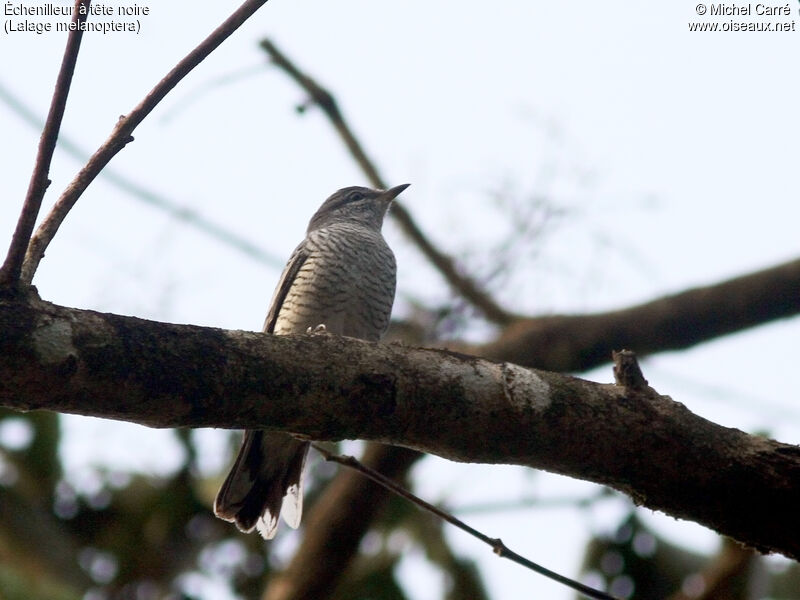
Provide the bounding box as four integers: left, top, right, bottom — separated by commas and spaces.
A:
311, 443, 618, 600
0, 81, 284, 269
259, 38, 515, 326
0, 0, 90, 291
451, 488, 613, 515
19, 0, 273, 286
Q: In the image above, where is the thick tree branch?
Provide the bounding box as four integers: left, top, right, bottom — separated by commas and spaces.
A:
473, 256, 800, 372
2, 296, 799, 560
18, 0, 272, 286
0, 0, 89, 291
258, 38, 514, 325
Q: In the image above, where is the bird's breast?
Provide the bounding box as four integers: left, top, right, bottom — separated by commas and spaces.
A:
273, 224, 396, 340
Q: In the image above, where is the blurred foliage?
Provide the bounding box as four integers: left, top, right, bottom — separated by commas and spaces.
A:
579, 511, 800, 600
0, 407, 267, 600
1, 406, 799, 600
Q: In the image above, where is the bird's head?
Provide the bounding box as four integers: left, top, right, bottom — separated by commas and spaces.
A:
307, 184, 410, 232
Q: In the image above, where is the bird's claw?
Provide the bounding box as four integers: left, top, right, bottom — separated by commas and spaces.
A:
306, 323, 328, 335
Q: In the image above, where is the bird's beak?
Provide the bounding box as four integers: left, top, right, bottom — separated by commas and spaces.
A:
379, 183, 411, 204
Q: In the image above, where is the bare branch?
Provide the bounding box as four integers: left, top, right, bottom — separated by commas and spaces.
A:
0, 81, 284, 269
18, 0, 273, 286
311, 444, 617, 600
472, 256, 800, 372
2, 295, 799, 560
0, 0, 90, 291
258, 38, 514, 325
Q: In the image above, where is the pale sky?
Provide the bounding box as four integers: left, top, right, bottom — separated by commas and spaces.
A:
2, 2, 799, 598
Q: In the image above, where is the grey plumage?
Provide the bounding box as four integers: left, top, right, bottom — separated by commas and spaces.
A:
214, 183, 409, 539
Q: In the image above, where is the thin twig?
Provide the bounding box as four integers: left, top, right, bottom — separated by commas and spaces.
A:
0, 0, 90, 291
452, 488, 613, 515
259, 38, 515, 326
311, 443, 618, 600
0, 81, 284, 269
19, 0, 273, 286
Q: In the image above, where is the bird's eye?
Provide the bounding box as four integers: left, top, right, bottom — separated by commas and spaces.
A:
347, 191, 365, 203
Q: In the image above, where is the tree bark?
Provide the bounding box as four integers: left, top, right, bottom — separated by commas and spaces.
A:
2, 295, 799, 561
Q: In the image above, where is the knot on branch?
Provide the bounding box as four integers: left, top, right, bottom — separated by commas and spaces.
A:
612, 349, 648, 391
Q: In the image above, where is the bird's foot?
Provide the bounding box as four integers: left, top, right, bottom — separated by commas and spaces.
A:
306, 323, 328, 335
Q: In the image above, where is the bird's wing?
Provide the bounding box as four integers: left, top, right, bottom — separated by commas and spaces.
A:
263, 244, 310, 334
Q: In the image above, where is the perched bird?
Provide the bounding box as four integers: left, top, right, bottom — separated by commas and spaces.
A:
214, 183, 410, 539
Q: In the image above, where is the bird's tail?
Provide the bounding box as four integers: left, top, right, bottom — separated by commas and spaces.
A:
214, 430, 309, 539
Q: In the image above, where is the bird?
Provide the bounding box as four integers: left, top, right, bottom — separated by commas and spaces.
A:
214, 183, 410, 539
